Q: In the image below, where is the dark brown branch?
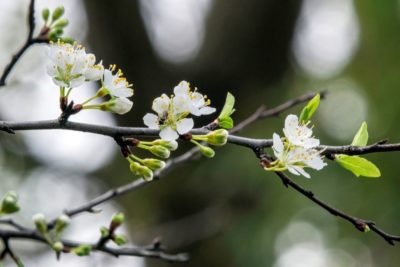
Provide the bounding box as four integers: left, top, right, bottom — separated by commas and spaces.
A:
273, 171, 400, 245
0, 228, 188, 262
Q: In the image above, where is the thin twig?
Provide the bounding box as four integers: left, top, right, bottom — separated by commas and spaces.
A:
273, 171, 400, 245
45, 92, 319, 222
0, 0, 48, 87
0, 229, 188, 262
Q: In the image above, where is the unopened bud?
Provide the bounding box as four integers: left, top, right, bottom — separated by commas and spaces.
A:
138, 165, 154, 181
142, 158, 166, 170
111, 212, 125, 227
206, 129, 229, 146
199, 145, 215, 158
149, 145, 170, 159
100, 226, 109, 238
100, 98, 133, 115
129, 161, 141, 175
52, 6, 65, 22
152, 139, 178, 151
55, 214, 70, 234
53, 241, 64, 252
42, 8, 50, 22
0, 191, 20, 214
61, 37, 74, 44
33, 213, 48, 235
72, 244, 91, 256
52, 18, 69, 29
113, 234, 127, 246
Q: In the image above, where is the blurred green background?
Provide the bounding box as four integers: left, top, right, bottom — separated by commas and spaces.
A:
1, 0, 400, 266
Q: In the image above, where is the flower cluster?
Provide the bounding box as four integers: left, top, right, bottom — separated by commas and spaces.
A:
143, 81, 216, 141
46, 41, 103, 88
266, 114, 326, 178
126, 139, 178, 181
46, 41, 133, 115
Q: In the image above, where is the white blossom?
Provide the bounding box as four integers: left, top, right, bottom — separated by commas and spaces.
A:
107, 97, 133, 115
271, 133, 326, 178
283, 114, 319, 149
173, 81, 216, 116
102, 68, 133, 98
46, 42, 103, 88
143, 81, 214, 141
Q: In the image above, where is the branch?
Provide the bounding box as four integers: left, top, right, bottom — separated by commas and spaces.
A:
44, 92, 319, 220
273, 171, 400, 245
0, 0, 48, 87
0, 228, 188, 262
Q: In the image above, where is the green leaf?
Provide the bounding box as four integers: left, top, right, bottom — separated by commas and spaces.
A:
218, 92, 235, 119
299, 93, 320, 123
218, 92, 235, 129
335, 155, 381, 178
218, 116, 234, 129
351, 121, 368, 146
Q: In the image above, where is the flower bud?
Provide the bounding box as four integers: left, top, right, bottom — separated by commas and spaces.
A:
206, 129, 229, 146
55, 214, 70, 234
61, 37, 74, 44
33, 213, 48, 235
113, 234, 127, 246
142, 158, 166, 170
138, 165, 154, 181
101, 97, 133, 115
52, 18, 69, 29
100, 226, 109, 238
0, 191, 20, 215
52, 6, 65, 22
42, 8, 50, 22
129, 161, 141, 175
53, 241, 64, 253
149, 145, 170, 159
72, 244, 91, 256
152, 139, 178, 151
48, 28, 63, 41
199, 145, 215, 158
111, 212, 125, 227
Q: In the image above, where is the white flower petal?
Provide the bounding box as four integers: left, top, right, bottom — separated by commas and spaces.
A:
152, 94, 170, 115
173, 80, 190, 95
199, 106, 216, 115
305, 154, 327, 170
303, 138, 320, 149
69, 76, 86, 88
293, 166, 311, 178
288, 166, 301, 176
176, 118, 194, 134
143, 113, 159, 129
160, 126, 179, 141
109, 97, 133, 114
272, 133, 284, 158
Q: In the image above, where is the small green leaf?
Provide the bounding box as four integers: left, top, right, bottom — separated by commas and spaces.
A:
299, 93, 320, 123
218, 92, 235, 119
335, 155, 381, 178
218, 116, 234, 129
351, 121, 368, 146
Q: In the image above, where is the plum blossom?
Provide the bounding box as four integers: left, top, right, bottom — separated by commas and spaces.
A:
101, 67, 133, 98
143, 81, 215, 141
173, 81, 216, 116
46, 41, 103, 88
283, 114, 319, 149
270, 133, 326, 178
